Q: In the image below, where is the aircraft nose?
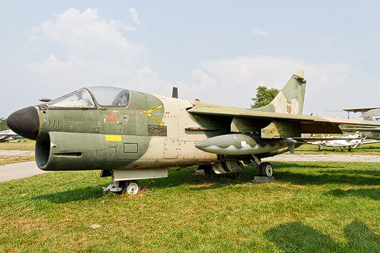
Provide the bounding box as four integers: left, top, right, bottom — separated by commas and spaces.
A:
7, 106, 40, 140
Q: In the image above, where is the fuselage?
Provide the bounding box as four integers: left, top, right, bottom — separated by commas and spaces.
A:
7, 86, 300, 173
8, 87, 224, 171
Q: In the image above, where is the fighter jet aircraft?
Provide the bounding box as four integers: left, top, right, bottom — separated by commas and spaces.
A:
7, 69, 380, 195
343, 108, 380, 139
307, 132, 380, 151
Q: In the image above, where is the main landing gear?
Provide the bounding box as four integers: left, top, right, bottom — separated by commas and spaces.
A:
246, 155, 274, 178
259, 162, 274, 178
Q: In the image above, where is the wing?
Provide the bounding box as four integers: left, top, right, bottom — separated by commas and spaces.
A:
0, 130, 17, 136
362, 140, 380, 145
343, 107, 380, 113
188, 102, 380, 138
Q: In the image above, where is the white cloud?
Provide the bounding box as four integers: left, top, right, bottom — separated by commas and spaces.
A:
27, 8, 150, 96
124, 66, 169, 92
129, 8, 140, 25
33, 8, 136, 44
27, 54, 73, 74
25, 8, 351, 117
30, 8, 143, 60
176, 56, 350, 112
191, 68, 217, 87
252, 29, 268, 36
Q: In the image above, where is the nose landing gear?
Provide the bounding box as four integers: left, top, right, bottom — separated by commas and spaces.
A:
102, 179, 140, 195
121, 181, 140, 195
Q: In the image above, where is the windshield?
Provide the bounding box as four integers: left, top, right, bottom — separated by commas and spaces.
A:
47, 88, 95, 108
47, 86, 131, 108
88, 86, 130, 107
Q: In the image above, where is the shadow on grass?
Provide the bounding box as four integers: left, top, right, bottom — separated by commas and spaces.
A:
30, 161, 380, 202
275, 170, 380, 186
143, 166, 258, 191
272, 162, 335, 169
32, 186, 105, 204
324, 188, 380, 200
139, 161, 380, 192
320, 169, 380, 177
272, 162, 380, 186
264, 220, 380, 252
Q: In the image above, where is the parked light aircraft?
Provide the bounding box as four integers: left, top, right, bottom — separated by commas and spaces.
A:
343, 108, 380, 139
0, 129, 20, 142
7, 70, 380, 195
307, 132, 380, 151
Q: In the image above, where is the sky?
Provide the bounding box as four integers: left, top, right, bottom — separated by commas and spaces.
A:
1, 1, 380, 119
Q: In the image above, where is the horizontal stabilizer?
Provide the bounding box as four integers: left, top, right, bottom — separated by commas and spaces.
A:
343, 107, 380, 113
342, 127, 380, 132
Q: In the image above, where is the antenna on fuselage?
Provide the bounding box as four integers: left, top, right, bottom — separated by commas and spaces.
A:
172, 87, 178, 99
39, 98, 52, 102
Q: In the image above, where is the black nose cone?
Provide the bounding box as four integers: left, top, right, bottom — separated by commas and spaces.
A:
7, 106, 40, 140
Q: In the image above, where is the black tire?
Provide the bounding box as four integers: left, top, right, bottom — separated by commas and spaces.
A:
259, 162, 274, 178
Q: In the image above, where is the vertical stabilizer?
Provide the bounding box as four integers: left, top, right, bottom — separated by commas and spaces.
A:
253, 69, 306, 115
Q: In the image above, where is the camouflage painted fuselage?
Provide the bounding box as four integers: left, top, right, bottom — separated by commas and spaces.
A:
34, 90, 227, 171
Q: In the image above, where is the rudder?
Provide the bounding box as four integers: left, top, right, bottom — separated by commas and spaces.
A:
253, 69, 306, 115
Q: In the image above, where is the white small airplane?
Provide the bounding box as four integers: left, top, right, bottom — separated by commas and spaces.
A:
307, 131, 380, 151
0, 129, 22, 142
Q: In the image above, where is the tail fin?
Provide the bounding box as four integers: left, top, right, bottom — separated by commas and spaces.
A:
253, 69, 306, 115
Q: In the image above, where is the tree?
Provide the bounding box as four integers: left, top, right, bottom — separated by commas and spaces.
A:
251, 86, 279, 108
0, 117, 8, 131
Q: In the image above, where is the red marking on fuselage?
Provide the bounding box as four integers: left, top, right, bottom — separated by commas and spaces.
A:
107, 115, 116, 122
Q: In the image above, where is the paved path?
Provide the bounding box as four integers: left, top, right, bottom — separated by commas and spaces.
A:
1, 150, 380, 183
265, 154, 380, 162
0, 161, 48, 183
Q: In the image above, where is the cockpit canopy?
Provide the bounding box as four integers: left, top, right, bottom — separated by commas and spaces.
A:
47, 87, 131, 108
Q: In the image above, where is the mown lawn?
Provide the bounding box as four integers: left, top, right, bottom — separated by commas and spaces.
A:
0, 139, 35, 150
295, 141, 380, 155
0, 155, 34, 165
1, 162, 380, 252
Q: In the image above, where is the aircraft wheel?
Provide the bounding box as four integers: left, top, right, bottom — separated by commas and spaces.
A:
348, 147, 352, 152
122, 180, 140, 195
260, 162, 273, 178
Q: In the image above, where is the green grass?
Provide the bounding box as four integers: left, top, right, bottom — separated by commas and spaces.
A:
0, 155, 35, 165
295, 141, 380, 155
0, 139, 35, 150
1, 162, 380, 252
